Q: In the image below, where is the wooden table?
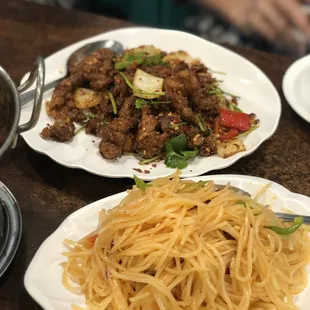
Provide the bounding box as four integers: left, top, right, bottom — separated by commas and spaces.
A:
0, 1, 309, 309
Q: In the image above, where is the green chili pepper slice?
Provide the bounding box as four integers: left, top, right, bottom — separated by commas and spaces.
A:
265, 216, 304, 235
134, 175, 151, 190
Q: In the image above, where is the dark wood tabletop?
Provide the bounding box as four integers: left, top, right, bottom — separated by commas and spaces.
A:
0, 1, 309, 309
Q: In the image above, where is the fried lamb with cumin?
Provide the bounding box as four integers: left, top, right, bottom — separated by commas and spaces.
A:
40, 46, 251, 161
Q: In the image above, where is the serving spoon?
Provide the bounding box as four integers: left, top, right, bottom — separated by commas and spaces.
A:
215, 185, 310, 224
20, 40, 124, 106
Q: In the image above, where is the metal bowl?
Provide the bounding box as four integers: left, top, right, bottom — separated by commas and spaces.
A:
0, 182, 22, 277
0, 57, 45, 276
0, 57, 45, 157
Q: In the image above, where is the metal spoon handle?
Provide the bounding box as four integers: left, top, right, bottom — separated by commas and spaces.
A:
20, 78, 60, 106
215, 184, 309, 223
275, 213, 310, 224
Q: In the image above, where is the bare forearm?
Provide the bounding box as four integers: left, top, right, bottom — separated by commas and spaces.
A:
193, 0, 310, 56
193, 0, 245, 24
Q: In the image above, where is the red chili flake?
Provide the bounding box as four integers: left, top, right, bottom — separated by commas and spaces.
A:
144, 170, 150, 174
133, 168, 143, 173
152, 164, 157, 168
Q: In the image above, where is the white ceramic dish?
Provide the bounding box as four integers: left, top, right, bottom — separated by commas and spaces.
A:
24, 174, 310, 310
283, 54, 310, 124
20, 27, 281, 180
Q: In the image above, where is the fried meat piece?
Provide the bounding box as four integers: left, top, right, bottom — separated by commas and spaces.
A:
193, 93, 220, 117
163, 76, 186, 95
46, 75, 83, 112
69, 48, 115, 91
176, 69, 201, 98
166, 91, 196, 124
137, 106, 168, 158
112, 73, 129, 98
40, 119, 75, 142
98, 97, 139, 159
199, 134, 218, 157
139, 65, 173, 78
158, 112, 183, 137
99, 141, 122, 159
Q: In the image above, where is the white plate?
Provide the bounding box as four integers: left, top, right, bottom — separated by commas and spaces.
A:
283, 54, 310, 124
20, 27, 281, 180
24, 174, 310, 310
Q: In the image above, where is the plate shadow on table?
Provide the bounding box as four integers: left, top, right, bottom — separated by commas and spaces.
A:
1, 139, 134, 204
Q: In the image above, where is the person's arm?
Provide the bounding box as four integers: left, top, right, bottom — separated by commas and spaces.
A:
194, 0, 310, 54
194, 0, 247, 26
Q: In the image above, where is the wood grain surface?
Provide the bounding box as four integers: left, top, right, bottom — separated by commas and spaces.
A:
0, 1, 309, 309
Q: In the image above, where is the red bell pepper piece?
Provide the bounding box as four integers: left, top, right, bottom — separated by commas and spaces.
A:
220, 109, 250, 132
220, 129, 239, 141
87, 234, 98, 246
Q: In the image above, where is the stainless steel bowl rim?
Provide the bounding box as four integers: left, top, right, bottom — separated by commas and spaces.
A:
0, 57, 45, 157
0, 66, 21, 158
0, 181, 22, 278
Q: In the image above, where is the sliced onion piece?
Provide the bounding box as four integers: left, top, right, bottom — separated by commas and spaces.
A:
133, 69, 164, 99
162, 51, 199, 64
74, 88, 102, 109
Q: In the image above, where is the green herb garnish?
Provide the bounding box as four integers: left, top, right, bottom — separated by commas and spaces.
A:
170, 122, 188, 129
101, 118, 110, 125
228, 102, 243, 113
74, 124, 86, 136
108, 91, 117, 114
135, 98, 171, 109
237, 125, 258, 140
164, 134, 198, 169
195, 114, 207, 132
86, 113, 96, 119
180, 149, 199, 160
74, 113, 97, 135
138, 154, 163, 165
210, 70, 226, 75
165, 152, 188, 169
114, 52, 163, 70
167, 135, 188, 153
